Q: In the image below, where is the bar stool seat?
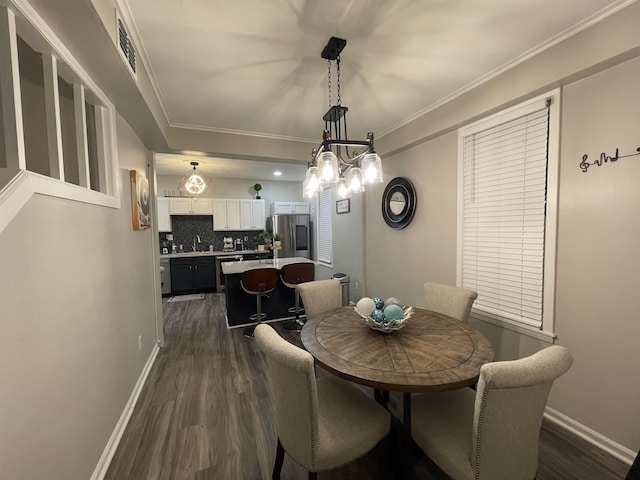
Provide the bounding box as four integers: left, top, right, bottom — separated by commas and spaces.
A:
280, 262, 315, 331
241, 267, 279, 338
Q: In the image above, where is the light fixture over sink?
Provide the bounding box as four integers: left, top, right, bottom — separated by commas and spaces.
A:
302, 37, 383, 199
178, 161, 211, 198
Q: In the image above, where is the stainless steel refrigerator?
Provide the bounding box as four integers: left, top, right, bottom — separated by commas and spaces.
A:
268, 214, 311, 259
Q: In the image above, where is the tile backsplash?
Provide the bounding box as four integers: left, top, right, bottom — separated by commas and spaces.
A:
159, 215, 262, 253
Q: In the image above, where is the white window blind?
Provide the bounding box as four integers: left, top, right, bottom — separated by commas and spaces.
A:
317, 187, 332, 265
461, 106, 549, 329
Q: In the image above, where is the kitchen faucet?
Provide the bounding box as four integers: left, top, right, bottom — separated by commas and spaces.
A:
193, 235, 201, 252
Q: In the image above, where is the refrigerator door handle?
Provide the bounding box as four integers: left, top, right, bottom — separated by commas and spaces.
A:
289, 222, 295, 252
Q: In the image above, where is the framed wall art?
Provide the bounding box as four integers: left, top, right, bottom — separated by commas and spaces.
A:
336, 198, 350, 214
130, 169, 151, 230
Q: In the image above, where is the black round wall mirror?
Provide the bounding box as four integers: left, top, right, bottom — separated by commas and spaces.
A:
382, 177, 417, 229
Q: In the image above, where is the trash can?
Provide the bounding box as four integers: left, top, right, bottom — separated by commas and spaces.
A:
331, 273, 350, 306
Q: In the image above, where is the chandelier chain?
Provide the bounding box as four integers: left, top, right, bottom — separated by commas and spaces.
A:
327, 58, 332, 109
336, 56, 341, 106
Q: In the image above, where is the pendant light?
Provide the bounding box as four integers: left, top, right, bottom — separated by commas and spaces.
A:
177, 161, 211, 198
302, 37, 383, 198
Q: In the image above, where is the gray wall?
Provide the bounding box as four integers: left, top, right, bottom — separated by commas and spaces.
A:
364, 16, 640, 457
0, 113, 158, 479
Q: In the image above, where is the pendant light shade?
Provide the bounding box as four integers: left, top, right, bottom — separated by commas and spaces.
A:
303, 165, 320, 198
185, 172, 206, 194
318, 151, 339, 184
346, 167, 364, 193
362, 153, 383, 184
336, 177, 350, 199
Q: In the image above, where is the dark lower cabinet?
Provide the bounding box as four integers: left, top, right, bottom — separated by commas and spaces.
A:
193, 261, 216, 290
171, 262, 194, 294
170, 257, 216, 294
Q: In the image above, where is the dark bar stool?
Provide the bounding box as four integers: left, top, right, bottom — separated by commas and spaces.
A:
280, 262, 315, 331
241, 267, 279, 338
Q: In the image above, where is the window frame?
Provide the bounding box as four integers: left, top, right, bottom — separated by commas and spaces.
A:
456, 90, 560, 342
0, 1, 119, 216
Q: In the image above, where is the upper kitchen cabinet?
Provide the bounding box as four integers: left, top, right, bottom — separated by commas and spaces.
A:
170, 198, 213, 215
271, 202, 310, 215
213, 199, 241, 231
157, 198, 171, 232
240, 199, 265, 230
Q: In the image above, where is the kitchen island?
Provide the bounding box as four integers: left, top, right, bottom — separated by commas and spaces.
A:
222, 257, 315, 328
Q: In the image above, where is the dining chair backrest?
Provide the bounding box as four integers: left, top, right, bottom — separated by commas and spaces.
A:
254, 324, 320, 467
472, 345, 573, 480
296, 279, 342, 320
423, 282, 477, 322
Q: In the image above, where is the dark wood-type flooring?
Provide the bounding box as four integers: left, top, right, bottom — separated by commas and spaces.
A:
105, 293, 631, 480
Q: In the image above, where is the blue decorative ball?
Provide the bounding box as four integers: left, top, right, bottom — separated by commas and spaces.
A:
373, 297, 384, 309
384, 304, 404, 321
370, 309, 385, 323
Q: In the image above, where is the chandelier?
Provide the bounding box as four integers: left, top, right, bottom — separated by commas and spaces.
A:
302, 37, 383, 199
177, 161, 211, 197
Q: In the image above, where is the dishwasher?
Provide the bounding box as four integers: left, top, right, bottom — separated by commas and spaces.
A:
160, 258, 171, 296
215, 254, 244, 292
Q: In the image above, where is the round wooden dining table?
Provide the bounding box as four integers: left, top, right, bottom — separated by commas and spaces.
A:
301, 305, 494, 478
301, 305, 494, 394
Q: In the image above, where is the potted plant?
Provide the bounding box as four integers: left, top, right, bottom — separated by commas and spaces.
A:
257, 231, 271, 251
273, 232, 281, 248
253, 183, 262, 199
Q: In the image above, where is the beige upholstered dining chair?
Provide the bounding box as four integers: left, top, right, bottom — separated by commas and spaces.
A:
254, 324, 390, 479
423, 282, 478, 322
296, 279, 342, 320
411, 345, 573, 480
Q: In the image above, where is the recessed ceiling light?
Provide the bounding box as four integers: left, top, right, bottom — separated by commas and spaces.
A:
274, 171, 282, 176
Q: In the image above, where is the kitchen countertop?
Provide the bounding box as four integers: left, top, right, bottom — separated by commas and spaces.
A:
222, 257, 315, 275
160, 250, 257, 259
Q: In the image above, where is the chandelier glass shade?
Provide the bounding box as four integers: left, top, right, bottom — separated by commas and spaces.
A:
318, 151, 339, 184
303, 165, 320, 199
302, 37, 383, 199
362, 153, 383, 184
336, 177, 349, 199
346, 166, 364, 193
178, 161, 211, 197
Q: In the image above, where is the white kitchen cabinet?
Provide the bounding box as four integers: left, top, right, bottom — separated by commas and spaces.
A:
170, 197, 212, 215
157, 198, 171, 232
190, 199, 213, 214
240, 199, 265, 230
271, 201, 310, 215
213, 199, 241, 231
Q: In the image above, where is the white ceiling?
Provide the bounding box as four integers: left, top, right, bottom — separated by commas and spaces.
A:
125, 0, 625, 180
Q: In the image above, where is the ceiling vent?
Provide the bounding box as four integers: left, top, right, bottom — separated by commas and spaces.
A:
117, 14, 137, 78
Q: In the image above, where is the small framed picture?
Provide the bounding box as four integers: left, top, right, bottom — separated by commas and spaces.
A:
336, 198, 350, 214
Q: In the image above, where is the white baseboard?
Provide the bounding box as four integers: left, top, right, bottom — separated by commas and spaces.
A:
544, 406, 635, 465
90, 344, 160, 480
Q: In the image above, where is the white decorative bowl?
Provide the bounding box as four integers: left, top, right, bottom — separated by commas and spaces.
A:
355, 306, 414, 333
